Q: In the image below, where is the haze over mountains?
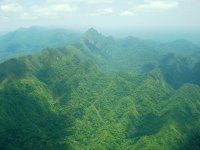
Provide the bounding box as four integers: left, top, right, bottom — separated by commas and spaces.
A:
0, 27, 200, 63
0, 27, 200, 149
0, 27, 79, 63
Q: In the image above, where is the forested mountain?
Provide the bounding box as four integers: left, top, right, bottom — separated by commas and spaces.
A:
160, 39, 200, 55
0, 28, 200, 150
0, 27, 79, 63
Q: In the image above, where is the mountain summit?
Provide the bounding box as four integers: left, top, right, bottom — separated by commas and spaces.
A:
83, 28, 103, 40
86, 28, 100, 35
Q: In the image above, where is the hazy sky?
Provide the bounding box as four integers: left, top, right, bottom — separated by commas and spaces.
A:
0, 0, 200, 32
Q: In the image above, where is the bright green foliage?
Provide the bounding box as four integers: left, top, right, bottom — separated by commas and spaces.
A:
0, 78, 70, 150
0, 28, 200, 150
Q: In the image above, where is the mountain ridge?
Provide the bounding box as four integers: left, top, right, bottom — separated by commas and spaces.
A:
0, 27, 200, 149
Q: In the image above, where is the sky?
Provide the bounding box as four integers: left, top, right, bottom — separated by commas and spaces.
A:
0, 0, 200, 33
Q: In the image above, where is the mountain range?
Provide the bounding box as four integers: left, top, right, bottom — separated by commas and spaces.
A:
0, 27, 200, 150
0, 27, 79, 63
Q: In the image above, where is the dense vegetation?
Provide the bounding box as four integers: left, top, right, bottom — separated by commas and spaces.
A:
0, 28, 200, 150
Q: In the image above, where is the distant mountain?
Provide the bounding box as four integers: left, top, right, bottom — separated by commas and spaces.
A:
0, 26, 80, 63
81, 28, 115, 57
0, 28, 200, 150
160, 39, 200, 56
80, 28, 160, 71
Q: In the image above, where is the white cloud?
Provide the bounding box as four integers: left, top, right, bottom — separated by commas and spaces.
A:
31, 3, 77, 17
20, 12, 31, 19
83, 0, 115, 4
135, 0, 179, 12
87, 8, 114, 16
70, 0, 115, 4
119, 0, 179, 17
100, 8, 114, 13
47, 0, 115, 4
0, 3, 23, 14
120, 10, 135, 16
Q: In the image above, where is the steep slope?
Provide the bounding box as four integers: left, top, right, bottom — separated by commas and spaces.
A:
0, 28, 200, 150
0, 77, 70, 150
127, 83, 200, 150
81, 29, 160, 72
0, 44, 101, 149
158, 53, 200, 89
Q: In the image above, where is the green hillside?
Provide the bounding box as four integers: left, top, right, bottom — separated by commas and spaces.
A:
0, 28, 200, 150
